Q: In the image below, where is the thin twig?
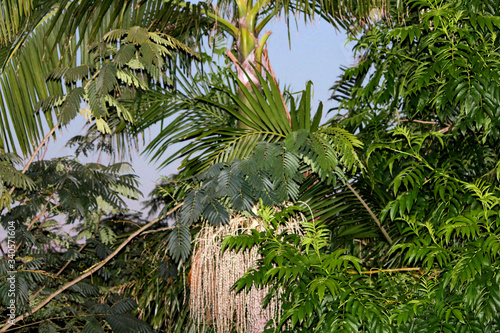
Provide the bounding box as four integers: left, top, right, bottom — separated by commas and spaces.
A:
347, 267, 421, 274
438, 124, 453, 133
109, 219, 142, 228
26, 196, 57, 231
55, 243, 86, 277
40, 137, 50, 161
29, 243, 87, 301
8, 123, 60, 196
15, 197, 59, 252
399, 119, 453, 133
140, 225, 176, 235
0, 203, 182, 332
399, 119, 439, 125
2, 314, 97, 332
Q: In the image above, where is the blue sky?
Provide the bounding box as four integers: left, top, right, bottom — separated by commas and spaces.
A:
42, 17, 357, 215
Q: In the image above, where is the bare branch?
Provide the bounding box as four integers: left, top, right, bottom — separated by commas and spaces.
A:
438, 124, 453, 133
140, 225, 176, 235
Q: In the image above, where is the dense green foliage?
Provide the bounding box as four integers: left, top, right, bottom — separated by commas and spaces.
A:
2, 0, 500, 331
0, 154, 157, 331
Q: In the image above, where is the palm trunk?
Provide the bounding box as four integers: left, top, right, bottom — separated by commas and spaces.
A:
206, 0, 274, 128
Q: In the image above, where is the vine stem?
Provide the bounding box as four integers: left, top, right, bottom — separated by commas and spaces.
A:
0, 204, 182, 332
344, 182, 393, 244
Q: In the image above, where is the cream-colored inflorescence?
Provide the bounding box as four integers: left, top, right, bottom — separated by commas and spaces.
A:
190, 212, 304, 333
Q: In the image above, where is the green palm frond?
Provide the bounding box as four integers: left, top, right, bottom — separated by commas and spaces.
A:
0, 0, 209, 156
199, 0, 388, 34
46, 0, 208, 53
0, 0, 59, 67
136, 66, 350, 177
167, 123, 365, 261
0, 19, 63, 154
0, 0, 36, 45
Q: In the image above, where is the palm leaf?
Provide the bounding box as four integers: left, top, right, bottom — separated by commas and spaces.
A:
0, 0, 208, 156
135, 67, 300, 176
0, 20, 62, 154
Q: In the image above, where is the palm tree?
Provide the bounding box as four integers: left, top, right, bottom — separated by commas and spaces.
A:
184, 0, 383, 126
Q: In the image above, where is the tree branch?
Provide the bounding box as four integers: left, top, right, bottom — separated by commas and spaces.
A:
347, 267, 421, 274
15, 196, 59, 252
398, 119, 454, 133
0, 204, 182, 332
438, 124, 453, 133
26, 196, 57, 231
2, 314, 97, 332
399, 119, 439, 125
140, 225, 176, 235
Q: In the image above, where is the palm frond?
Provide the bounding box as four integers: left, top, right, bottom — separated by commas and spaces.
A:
0, 0, 209, 157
